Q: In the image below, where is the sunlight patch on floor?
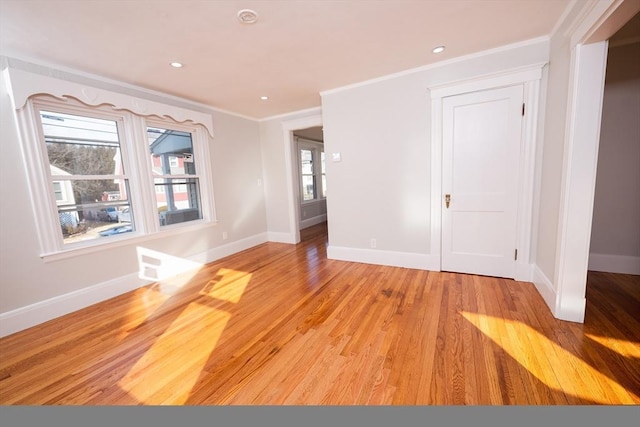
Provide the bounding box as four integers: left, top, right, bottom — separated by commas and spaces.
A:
118, 302, 230, 404
200, 268, 253, 304
136, 246, 203, 294
586, 333, 640, 358
461, 311, 638, 404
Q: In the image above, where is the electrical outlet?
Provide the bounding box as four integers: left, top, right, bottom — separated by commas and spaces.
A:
370, 238, 377, 249
222, 231, 228, 240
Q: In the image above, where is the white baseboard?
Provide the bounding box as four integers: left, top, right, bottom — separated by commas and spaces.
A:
267, 231, 297, 244
0, 272, 150, 338
0, 232, 269, 338
300, 214, 327, 230
555, 295, 586, 323
532, 265, 557, 317
327, 245, 440, 271
514, 262, 534, 282
532, 264, 585, 323
193, 232, 268, 264
588, 253, 640, 275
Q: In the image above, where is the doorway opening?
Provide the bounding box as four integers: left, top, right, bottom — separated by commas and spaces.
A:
282, 114, 324, 244
294, 126, 327, 233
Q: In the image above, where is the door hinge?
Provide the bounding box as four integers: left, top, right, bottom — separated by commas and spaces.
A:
522, 103, 525, 116
514, 249, 518, 260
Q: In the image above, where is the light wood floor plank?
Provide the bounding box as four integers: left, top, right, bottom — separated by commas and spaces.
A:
1, 223, 638, 405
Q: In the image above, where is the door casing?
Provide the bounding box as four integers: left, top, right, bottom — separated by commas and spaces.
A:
430, 65, 544, 282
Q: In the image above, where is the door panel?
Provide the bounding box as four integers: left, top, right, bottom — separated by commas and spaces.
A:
441, 85, 523, 278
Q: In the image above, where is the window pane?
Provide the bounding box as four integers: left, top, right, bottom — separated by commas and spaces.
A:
321, 151, 326, 174
322, 175, 326, 198
154, 178, 202, 226
148, 127, 196, 175
41, 111, 122, 176
54, 179, 135, 244
301, 149, 313, 175
302, 175, 315, 201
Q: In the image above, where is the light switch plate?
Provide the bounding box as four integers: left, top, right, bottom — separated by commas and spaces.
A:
332, 152, 341, 162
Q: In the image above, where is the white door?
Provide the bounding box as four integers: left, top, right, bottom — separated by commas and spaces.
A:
441, 85, 524, 278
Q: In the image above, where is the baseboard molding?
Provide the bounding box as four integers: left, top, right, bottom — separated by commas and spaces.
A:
588, 253, 640, 275
327, 245, 440, 271
300, 214, 327, 230
532, 264, 585, 323
267, 231, 297, 244
193, 233, 268, 264
0, 272, 150, 338
532, 265, 557, 317
555, 295, 586, 323
514, 262, 534, 282
0, 232, 270, 338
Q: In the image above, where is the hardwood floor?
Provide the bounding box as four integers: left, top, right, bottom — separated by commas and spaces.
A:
0, 222, 638, 405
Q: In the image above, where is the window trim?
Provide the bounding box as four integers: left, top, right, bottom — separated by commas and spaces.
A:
297, 138, 325, 205
6, 67, 218, 260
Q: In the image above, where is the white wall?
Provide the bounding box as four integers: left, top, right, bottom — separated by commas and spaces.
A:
321, 39, 549, 269
589, 42, 640, 274
259, 108, 322, 242
0, 58, 266, 336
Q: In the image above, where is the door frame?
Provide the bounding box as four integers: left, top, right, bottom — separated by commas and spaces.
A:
550, 0, 639, 322
282, 114, 323, 244
429, 65, 545, 281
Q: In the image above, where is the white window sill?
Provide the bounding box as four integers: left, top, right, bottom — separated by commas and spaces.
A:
40, 220, 218, 263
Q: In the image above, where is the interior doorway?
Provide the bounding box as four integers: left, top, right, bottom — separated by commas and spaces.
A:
553, 3, 639, 323
294, 126, 327, 232
282, 114, 323, 244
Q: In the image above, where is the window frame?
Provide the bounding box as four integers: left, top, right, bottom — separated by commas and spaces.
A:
297, 138, 325, 205
15, 94, 217, 261
143, 119, 214, 230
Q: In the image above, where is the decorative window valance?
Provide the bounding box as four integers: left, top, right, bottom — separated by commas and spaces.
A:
4, 67, 215, 138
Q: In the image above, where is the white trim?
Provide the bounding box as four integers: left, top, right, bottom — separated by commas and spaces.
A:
5, 67, 215, 138
327, 246, 440, 271
429, 64, 544, 99
588, 254, 640, 275
429, 93, 442, 268
556, 296, 587, 323
192, 232, 268, 265
300, 214, 327, 230
267, 231, 297, 244
515, 263, 535, 283
281, 113, 324, 245
2, 54, 258, 122
568, 0, 624, 46
553, 41, 608, 325
550, 0, 580, 38
0, 232, 268, 338
429, 65, 544, 276
321, 37, 549, 97
0, 272, 150, 338
515, 79, 542, 282
532, 264, 558, 317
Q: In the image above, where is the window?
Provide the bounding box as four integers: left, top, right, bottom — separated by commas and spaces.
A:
22, 95, 215, 256
38, 109, 134, 244
147, 126, 202, 226
298, 140, 325, 202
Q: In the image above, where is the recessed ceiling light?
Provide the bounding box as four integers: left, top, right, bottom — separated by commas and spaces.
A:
432, 46, 446, 54
260, 96, 269, 101
170, 61, 183, 68
238, 9, 258, 24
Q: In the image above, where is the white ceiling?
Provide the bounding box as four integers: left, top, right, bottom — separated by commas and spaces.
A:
0, 0, 572, 119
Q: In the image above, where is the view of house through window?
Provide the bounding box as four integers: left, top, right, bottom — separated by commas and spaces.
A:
299, 143, 325, 202
147, 127, 202, 226
40, 110, 134, 244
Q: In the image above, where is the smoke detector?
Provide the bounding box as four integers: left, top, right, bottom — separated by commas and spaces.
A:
237, 9, 258, 24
